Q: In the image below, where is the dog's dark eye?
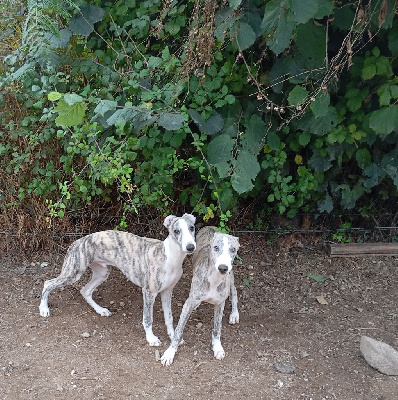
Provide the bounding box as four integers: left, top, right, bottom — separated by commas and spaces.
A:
174, 229, 181, 235
230, 247, 236, 253
214, 245, 219, 252
189, 226, 195, 232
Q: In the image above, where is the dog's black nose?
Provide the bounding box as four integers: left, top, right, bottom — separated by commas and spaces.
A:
218, 264, 228, 274
186, 243, 195, 253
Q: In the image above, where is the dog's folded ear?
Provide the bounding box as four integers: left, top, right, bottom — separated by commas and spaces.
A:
182, 213, 196, 224
164, 215, 177, 228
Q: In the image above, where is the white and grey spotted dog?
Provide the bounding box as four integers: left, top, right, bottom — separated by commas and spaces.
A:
39, 214, 196, 346
161, 226, 240, 366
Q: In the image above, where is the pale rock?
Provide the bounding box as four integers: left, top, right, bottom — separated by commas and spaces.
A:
360, 336, 398, 376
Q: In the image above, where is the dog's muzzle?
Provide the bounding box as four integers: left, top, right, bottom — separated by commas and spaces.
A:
218, 264, 228, 275
186, 243, 195, 253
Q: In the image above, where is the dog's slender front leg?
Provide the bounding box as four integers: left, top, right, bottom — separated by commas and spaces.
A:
142, 288, 161, 346
212, 301, 226, 360
160, 289, 174, 340
228, 272, 239, 324
161, 298, 200, 366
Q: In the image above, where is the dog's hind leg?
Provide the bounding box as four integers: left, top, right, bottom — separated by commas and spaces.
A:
39, 267, 86, 317
228, 272, 239, 324
80, 263, 111, 316
212, 301, 226, 360
142, 288, 161, 346
160, 288, 174, 340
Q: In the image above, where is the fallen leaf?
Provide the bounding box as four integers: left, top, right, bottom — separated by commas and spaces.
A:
316, 295, 328, 305
306, 272, 326, 282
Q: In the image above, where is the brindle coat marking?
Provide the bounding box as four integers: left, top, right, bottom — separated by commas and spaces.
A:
161, 226, 240, 366
39, 214, 196, 346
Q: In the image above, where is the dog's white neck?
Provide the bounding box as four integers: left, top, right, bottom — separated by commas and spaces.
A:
164, 235, 187, 268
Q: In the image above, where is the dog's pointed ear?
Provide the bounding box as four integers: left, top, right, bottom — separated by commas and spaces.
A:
164, 215, 177, 228
183, 213, 196, 224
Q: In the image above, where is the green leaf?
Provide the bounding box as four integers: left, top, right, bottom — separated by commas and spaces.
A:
157, 113, 185, 130
369, 106, 398, 136
205, 112, 224, 135
69, 6, 105, 36
147, 56, 162, 69
362, 64, 377, 80
207, 134, 235, 165
243, 278, 250, 287
388, 29, 398, 55
231, 150, 260, 194
311, 92, 330, 118
306, 272, 326, 282
309, 148, 332, 172
106, 106, 152, 127
188, 109, 224, 135
229, 0, 243, 10
364, 163, 386, 188
64, 93, 83, 106
94, 100, 117, 116
188, 109, 207, 133
289, 0, 319, 24
261, 0, 295, 55
295, 23, 326, 61
267, 131, 281, 151
54, 99, 87, 126
236, 22, 257, 51
288, 86, 308, 106
338, 183, 366, 210
355, 148, 371, 168
48, 91, 62, 101
299, 131, 311, 146
242, 115, 266, 153
318, 193, 333, 213
214, 8, 235, 41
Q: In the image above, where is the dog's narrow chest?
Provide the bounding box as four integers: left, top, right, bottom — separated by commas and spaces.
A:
201, 271, 230, 305
146, 245, 184, 293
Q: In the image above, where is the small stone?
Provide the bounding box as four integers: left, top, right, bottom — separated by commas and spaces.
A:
277, 379, 284, 387
155, 350, 161, 361
56, 384, 64, 392
247, 265, 254, 270
25, 343, 32, 347
119, 301, 125, 307
40, 262, 49, 268
81, 332, 90, 338
360, 336, 398, 376
274, 362, 295, 374
260, 261, 266, 267
196, 322, 203, 329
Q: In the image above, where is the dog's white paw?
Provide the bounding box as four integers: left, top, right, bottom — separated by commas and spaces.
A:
39, 304, 50, 317
213, 344, 225, 360
96, 307, 111, 317
229, 311, 239, 325
161, 347, 176, 366
147, 336, 162, 347
40, 307, 50, 317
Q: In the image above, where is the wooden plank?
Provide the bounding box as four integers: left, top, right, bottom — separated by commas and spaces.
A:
328, 242, 398, 257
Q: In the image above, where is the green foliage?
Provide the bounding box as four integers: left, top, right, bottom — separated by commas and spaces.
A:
1, 0, 397, 229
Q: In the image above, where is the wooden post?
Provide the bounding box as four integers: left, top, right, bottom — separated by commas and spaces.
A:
328, 243, 398, 257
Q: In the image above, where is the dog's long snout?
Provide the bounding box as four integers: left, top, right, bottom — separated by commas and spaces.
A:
218, 264, 228, 275
186, 243, 195, 253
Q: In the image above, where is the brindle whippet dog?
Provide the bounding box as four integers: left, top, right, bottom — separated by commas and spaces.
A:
161, 226, 240, 366
39, 214, 196, 346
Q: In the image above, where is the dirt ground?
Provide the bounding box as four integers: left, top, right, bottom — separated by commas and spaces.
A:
0, 233, 397, 400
